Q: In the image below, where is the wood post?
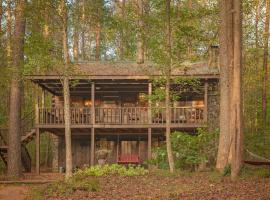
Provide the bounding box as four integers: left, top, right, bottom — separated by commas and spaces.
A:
90, 82, 95, 166
91, 128, 95, 166
204, 80, 208, 123
138, 136, 141, 160
116, 135, 119, 163
51, 134, 59, 172
35, 128, 40, 174
41, 89, 45, 109
148, 83, 152, 160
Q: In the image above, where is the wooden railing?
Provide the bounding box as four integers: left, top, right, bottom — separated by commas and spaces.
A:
38, 106, 204, 125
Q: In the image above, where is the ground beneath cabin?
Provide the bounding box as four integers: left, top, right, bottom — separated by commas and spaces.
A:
42, 172, 270, 200
1, 172, 270, 200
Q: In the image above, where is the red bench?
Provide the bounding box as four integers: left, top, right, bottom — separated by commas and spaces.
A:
117, 154, 140, 164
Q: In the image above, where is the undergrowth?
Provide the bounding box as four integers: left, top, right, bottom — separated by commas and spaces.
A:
28, 164, 148, 199
75, 164, 148, 177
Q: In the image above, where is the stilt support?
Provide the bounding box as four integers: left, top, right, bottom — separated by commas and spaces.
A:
35, 128, 40, 174
91, 128, 95, 166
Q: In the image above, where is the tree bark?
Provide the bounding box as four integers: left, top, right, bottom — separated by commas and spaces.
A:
119, 0, 126, 60
0, 0, 2, 36
165, 0, 175, 173
255, 0, 260, 48
43, 0, 49, 39
8, 0, 25, 178
60, 0, 72, 179
95, 23, 101, 61
262, 0, 270, 125
136, 0, 144, 64
230, 0, 243, 180
81, 0, 86, 60
6, 0, 12, 63
216, 0, 233, 172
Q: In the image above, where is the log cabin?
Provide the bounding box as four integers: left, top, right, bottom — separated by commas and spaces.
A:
0, 57, 220, 173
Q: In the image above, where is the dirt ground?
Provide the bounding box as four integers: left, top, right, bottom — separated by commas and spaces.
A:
0, 185, 29, 200
1, 172, 270, 200
44, 172, 270, 200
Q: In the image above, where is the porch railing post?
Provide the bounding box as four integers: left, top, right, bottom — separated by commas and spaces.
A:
91, 82, 95, 166
148, 82, 152, 160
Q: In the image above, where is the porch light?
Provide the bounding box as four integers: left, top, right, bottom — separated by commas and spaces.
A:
139, 93, 146, 102
84, 100, 92, 106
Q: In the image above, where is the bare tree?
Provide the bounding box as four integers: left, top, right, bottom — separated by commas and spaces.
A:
262, 0, 270, 125
60, 0, 73, 179
165, 0, 175, 173
8, 0, 25, 178
6, 0, 12, 63
136, 0, 144, 63
0, 0, 2, 36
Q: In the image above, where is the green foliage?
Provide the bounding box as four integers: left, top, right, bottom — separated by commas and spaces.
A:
75, 164, 148, 177
149, 77, 201, 104
222, 165, 231, 177
149, 128, 217, 170
46, 177, 100, 196
240, 166, 270, 179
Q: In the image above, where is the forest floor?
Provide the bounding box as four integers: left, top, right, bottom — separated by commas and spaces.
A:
23, 169, 270, 200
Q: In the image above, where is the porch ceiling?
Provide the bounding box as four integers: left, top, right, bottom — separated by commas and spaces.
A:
34, 79, 149, 96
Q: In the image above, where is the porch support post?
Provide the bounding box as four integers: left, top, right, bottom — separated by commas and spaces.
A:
90, 82, 95, 166
52, 134, 59, 172
116, 134, 119, 163
148, 82, 152, 160
35, 128, 40, 174
41, 89, 45, 108
204, 80, 208, 123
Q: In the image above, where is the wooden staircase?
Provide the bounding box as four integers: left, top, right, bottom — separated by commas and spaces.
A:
0, 111, 36, 172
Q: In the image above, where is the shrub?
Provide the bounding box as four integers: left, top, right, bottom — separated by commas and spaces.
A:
75, 164, 148, 177
149, 128, 218, 170
45, 177, 100, 197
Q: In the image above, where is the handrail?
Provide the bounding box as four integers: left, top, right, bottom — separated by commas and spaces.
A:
21, 110, 35, 136
38, 106, 205, 125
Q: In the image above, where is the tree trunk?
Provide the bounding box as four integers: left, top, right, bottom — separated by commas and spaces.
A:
262, 0, 270, 125
165, 0, 175, 173
43, 1, 49, 39
8, 0, 25, 178
230, 0, 243, 180
60, 0, 72, 179
255, 0, 260, 48
187, 0, 193, 58
95, 23, 101, 61
119, 0, 126, 60
6, 0, 12, 63
216, 0, 233, 172
81, 0, 86, 60
73, 28, 79, 61
136, 0, 144, 64
0, 0, 2, 36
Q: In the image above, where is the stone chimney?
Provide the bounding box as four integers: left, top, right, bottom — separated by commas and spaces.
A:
208, 45, 219, 68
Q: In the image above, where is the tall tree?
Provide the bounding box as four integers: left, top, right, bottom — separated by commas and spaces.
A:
6, 0, 12, 63
230, 0, 243, 179
0, 0, 2, 36
262, 0, 270, 125
216, 0, 233, 172
165, 0, 175, 173
136, 0, 144, 63
60, 0, 73, 179
8, 0, 25, 178
216, 0, 243, 179
255, 0, 260, 48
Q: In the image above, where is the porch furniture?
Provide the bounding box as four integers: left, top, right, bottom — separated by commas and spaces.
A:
117, 154, 140, 164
